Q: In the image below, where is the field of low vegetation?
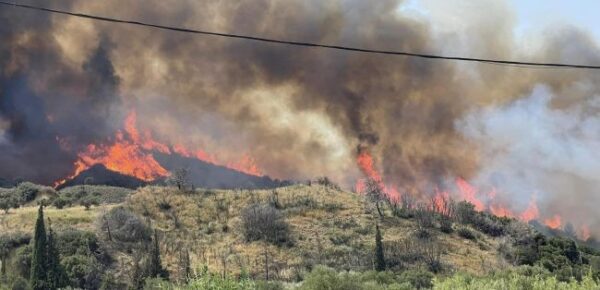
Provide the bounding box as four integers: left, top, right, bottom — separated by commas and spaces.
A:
0, 179, 599, 289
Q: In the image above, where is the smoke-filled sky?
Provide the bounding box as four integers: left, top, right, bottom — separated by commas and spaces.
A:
1, 1, 599, 232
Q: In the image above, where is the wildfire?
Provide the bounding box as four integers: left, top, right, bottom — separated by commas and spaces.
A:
519, 195, 539, 223
353, 149, 589, 239
54, 110, 263, 187
456, 177, 485, 211
580, 226, 591, 241
355, 149, 400, 202
544, 215, 562, 229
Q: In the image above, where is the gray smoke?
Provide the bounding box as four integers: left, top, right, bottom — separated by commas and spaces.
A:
457, 85, 600, 233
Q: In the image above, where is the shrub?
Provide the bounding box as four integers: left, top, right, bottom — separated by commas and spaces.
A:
14, 245, 32, 278
440, 218, 453, 234
457, 227, 476, 241
10, 276, 29, 290
314, 176, 341, 191
97, 206, 151, 244
241, 203, 292, 246
471, 214, 506, 237
414, 205, 435, 229
157, 199, 172, 211
59, 185, 131, 204
62, 255, 103, 290
255, 280, 285, 290
0, 232, 31, 260
399, 269, 433, 289
0, 190, 19, 213
330, 232, 353, 246
52, 196, 70, 209
454, 201, 477, 224
16, 182, 39, 203
80, 196, 99, 210
413, 228, 432, 240
434, 266, 599, 289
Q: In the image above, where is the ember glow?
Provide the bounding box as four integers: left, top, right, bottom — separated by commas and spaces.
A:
54, 111, 263, 187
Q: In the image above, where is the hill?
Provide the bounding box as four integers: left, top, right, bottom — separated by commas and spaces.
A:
56, 164, 146, 189
57, 153, 289, 190
0, 183, 599, 289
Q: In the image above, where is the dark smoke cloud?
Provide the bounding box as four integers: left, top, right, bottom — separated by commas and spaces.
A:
0, 2, 123, 183
1, 1, 599, 232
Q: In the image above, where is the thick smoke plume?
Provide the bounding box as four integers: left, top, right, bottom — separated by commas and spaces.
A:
457, 86, 600, 234
0, 1, 599, 233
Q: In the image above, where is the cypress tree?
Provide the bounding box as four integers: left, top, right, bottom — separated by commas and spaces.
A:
148, 230, 169, 280
46, 221, 67, 289
375, 224, 386, 271
30, 205, 47, 290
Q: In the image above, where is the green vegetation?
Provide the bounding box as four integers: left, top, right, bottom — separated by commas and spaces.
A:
56, 185, 132, 208
375, 224, 386, 272
30, 205, 47, 290
434, 266, 599, 289
0, 181, 599, 289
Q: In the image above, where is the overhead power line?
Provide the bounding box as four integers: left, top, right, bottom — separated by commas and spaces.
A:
2, 1, 600, 70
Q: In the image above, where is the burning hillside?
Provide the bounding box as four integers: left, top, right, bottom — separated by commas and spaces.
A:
54, 111, 280, 189
0, 1, 598, 240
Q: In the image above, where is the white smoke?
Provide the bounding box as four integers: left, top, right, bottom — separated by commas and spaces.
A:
456, 85, 600, 232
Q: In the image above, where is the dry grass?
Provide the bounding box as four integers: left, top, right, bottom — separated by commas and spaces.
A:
0, 204, 115, 234
0, 184, 506, 282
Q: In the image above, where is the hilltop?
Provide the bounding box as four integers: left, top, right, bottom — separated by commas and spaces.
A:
0, 182, 599, 289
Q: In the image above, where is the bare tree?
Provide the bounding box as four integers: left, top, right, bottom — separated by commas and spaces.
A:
241, 203, 291, 246
167, 167, 191, 191
363, 178, 386, 218
421, 238, 444, 273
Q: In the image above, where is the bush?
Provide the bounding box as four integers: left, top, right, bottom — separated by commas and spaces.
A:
14, 245, 32, 278
454, 201, 476, 224
457, 227, 477, 241
59, 185, 132, 205
144, 272, 257, 290
255, 280, 285, 290
299, 266, 411, 290
434, 266, 599, 289
16, 182, 39, 203
80, 196, 99, 210
10, 276, 29, 290
97, 206, 151, 244
241, 203, 292, 246
414, 205, 435, 229
62, 255, 103, 289
399, 269, 433, 289
471, 214, 506, 237
440, 218, 453, 234
0, 233, 31, 258
0, 190, 19, 213
52, 196, 70, 209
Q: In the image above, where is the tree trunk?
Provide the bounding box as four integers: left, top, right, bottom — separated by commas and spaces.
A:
376, 201, 384, 218
264, 244, 269, 280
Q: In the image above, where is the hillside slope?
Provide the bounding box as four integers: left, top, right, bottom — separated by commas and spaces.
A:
1, 185, 505, 281
1, 183, 599, 289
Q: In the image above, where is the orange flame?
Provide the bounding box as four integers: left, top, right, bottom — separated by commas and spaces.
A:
489, 204, 515, 218
355, 150, 400, 202
544, 215, 562, 229
455, 177, 485, 211
519, 195, 539, 222
580, 225, 591, 241
227, 154, 262, 176
54, 110, 263, 187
